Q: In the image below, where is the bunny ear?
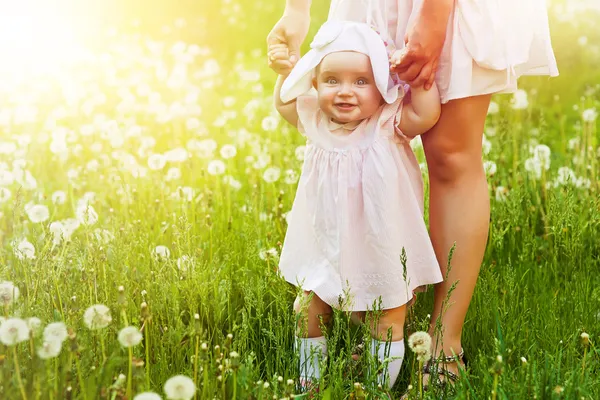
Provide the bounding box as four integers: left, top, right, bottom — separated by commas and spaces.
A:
280, 21, 401, 104
310, 20, 345, 50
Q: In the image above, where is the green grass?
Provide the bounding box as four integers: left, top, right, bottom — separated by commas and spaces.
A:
0, 1, 600, 399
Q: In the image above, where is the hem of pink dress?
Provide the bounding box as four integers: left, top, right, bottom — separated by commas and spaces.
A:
284, 274, 443, 312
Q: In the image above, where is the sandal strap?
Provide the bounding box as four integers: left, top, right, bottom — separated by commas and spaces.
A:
438, 348, 464, 363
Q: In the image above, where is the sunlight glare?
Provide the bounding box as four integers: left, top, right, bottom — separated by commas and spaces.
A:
0, 1, 88, 75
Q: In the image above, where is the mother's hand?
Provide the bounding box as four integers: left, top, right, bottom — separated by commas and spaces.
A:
392, 2, 453, 90
267, 9, 311, 75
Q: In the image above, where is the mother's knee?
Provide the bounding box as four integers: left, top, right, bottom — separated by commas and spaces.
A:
423, 134, 484, 184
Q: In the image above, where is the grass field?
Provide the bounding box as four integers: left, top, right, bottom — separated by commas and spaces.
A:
0, 1, 599, 399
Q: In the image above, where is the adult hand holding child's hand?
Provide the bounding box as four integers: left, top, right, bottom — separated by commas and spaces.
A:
267, 9, 311, 75
268, 44, 294, 76
391, 1, 452, 90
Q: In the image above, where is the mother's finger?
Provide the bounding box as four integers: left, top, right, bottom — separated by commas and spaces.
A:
424, 59, 439, 90
408, 61, 433, 88
397, 62, 424, 83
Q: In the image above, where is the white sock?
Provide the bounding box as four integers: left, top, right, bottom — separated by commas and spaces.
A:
296, 336, 327, 383
371, 338, 405, 389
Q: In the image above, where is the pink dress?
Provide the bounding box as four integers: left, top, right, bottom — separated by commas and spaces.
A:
278, 89, 443, 311
328, 0, 559, 103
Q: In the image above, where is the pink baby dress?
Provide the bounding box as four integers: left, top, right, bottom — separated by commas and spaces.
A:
278, 87, 443, 311
328, 0, 559, 103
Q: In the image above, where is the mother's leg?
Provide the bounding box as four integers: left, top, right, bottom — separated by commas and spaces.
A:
421, 94, 491, 359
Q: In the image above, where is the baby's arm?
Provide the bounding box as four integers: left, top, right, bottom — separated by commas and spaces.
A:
274, 74, 299, 127
398, 84, 441, 138
270, 44, 299, 127
390, 49, 441, 137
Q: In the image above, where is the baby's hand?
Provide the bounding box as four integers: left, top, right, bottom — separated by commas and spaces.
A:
389, 48, 406, 74
268, 43, 294, 76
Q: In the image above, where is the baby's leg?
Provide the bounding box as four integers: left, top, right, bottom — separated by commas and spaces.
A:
293, 291, 332, 387
368, 305, 407, 389
294, 290, 332, 337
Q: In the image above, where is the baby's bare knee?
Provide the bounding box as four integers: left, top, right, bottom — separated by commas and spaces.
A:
294, 291, 331, 316
370, 306, 406, 341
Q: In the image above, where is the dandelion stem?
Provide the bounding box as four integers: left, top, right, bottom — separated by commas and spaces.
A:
418, 360, 423, 399
12, 347, 28, 400
75, 353, 87, 400
193, 336, 199, 400
581, 346, 588, 377
46, 361, 54, 400
99, 333, 107, 364
491, 372, 499, 400
233, 371, 237, 400
145, 321, 151, 389
127, 347, 133, 399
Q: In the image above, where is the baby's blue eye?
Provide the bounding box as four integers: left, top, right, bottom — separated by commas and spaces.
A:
327, 78, 338, 84
357, 79, 367, 85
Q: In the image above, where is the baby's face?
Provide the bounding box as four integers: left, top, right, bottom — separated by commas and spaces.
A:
312, 51, 384, 124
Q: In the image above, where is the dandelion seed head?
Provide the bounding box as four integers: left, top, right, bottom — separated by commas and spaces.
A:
164, 375, 196, 400
0, 318, 30, 346
263, 167, 281, 183
118, 326, 143, 348
154, 245, 171, 261
207, 160, 226, 176
0, 281, 19, 306
37, 339, 63, 359
27, 204, 49, 223
43, 322, 68, 343
134, 392, 162, 400
83, 304, 112, 330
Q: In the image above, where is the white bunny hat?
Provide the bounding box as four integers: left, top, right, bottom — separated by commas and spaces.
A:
279, 20, 400, 104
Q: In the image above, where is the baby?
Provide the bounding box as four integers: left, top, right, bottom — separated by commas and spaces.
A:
269, 21, 443, 394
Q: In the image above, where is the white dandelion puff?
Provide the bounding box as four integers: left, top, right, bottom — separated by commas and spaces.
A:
52, 191, 67, 205
261, 115, 279, 132
0, 281, 20, 306
284, 169, 299, 184
76, 204, 99, 225
295, 145, 306, 161
483, 161, 497, 176
263, 167, 281, 183
207, 160, 226, 176
14, 239, 36, 260
166, 167, 182, 181
495, 186, 509, 202
164, 375, 196, 400
487, 101, 499, 115
118, 326, 143, 348
524, 157, 542, 179
43, 322, 68, 343
556, 167, 576, 185
0, 187, 11, 203
134, 393, 162, 400
37, 339, 63, 359
83, 304, 112, 330
176, 255, 193, 271
532, 144, 551, 170
511, 89, 529, 110
482, 136, 492, 155
26, 204, 50, 223
0, 318, 30, 346
27, 317, 43, 334
164, 148, 189, 163
219, 144, 237, 159
582, 108, 598, 123
154, 245, 171, 261
148, 154, 167, 170
259, 247, 279, 260
407, 331, 432, 362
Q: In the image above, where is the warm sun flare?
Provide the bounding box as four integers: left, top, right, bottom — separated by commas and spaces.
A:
0, 1, 86, 74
